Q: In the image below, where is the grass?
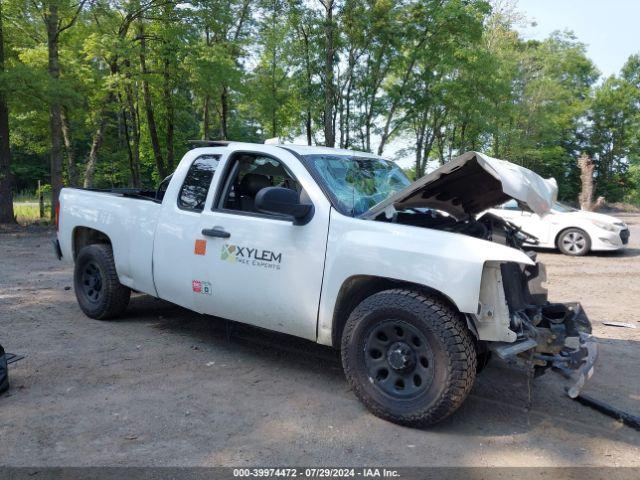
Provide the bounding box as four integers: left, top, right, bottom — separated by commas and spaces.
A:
13, 202, 52, 225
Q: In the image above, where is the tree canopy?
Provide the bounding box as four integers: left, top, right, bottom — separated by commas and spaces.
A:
1, 0, 639, 222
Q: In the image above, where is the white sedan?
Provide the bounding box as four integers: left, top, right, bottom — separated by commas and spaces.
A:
486, 200, 630, 256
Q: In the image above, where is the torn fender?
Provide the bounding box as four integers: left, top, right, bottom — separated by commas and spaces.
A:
316, 211, 534, 346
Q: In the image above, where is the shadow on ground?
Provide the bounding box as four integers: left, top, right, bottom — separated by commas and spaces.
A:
117, 294, 640, 444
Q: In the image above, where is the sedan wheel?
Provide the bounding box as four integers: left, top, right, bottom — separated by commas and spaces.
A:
557, 228, 591, 256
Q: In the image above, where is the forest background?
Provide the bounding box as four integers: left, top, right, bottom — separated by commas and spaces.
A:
1, 0, 639, 222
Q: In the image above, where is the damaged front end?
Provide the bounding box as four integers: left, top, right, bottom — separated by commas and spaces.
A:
478, 259, 597, 398
363, 150, 597, 396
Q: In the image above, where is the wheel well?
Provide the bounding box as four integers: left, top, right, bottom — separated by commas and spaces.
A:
73, 227, 112, 260
330, 275, 461, 349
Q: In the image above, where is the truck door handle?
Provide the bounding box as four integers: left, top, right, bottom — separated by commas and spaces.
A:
201, 227, 230, 238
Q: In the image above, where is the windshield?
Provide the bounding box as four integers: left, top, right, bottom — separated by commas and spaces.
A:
552, 201, 578, 213
303, 154, 411, 216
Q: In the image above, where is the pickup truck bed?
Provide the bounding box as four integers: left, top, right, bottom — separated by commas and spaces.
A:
59, 188, 161, 297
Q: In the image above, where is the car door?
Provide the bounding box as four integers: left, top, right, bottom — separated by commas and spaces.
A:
153, 151, 222, 311
489, 199, 521, 222
516, 210, 551, 244
490, 200, 550, 244
193, 148, 331, 341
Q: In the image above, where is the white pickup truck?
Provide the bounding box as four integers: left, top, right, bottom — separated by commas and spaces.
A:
54, 142, 597, 427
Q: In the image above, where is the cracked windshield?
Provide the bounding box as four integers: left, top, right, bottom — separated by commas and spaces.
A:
304, 154, 410, 216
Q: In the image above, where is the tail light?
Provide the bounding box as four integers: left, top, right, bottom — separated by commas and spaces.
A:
55, 202, 60, 231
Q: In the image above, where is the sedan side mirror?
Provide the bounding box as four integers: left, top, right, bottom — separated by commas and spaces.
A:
255, 187, 314, 224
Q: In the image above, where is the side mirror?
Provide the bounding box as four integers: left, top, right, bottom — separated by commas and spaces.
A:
255, 187, 313, 224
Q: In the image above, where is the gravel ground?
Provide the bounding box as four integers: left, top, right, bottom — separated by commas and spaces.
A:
0, 216, 639, 467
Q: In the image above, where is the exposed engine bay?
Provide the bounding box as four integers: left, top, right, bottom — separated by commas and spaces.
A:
382, 208, 537, 250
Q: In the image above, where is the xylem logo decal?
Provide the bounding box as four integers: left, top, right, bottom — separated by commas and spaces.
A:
220, 244, 282, 270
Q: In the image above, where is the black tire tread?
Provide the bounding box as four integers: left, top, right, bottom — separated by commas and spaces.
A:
74, 244, 130, 320
341, 288, 476, 427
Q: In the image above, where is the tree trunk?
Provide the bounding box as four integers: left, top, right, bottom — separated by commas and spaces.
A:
83, 115, 108, 188
0, 1, 14, 223
322, 0, 335, 147
121, 93, 141, 188
122, 63, 141, 187
203, 95, 210, 140
270, 42, 277, 138
47, 3, 64, 219
297, 23, 313, 145
163, 57, 174, 171
414, 117, 427, 177
139, 22, 166, 178
60, 107, 77, 186
578, 153, 598, 211
219, 86, 228, 139
121, 105, 135, 186
343, 50, 355, 149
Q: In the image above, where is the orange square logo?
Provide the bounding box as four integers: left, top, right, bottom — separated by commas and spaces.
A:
194, 239, 207, 256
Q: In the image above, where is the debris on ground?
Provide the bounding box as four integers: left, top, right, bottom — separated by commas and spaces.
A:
1, 345, 25, 395
573, 393, 640, 431
602, 321, 636, 329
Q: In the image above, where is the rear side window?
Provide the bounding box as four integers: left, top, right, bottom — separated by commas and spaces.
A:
178, 155, 220, 212
501, 199, 519, 210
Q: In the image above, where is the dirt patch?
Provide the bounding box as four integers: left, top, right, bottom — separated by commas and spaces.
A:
0, 218, 639, 467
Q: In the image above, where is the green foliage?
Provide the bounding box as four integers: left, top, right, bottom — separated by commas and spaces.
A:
13, 202, 51, 224
0, 0, 638, 205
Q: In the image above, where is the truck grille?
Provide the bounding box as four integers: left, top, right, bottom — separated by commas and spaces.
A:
620, 229, 630, 245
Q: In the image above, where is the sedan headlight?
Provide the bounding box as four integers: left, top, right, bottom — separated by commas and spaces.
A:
591, 220, 617, 232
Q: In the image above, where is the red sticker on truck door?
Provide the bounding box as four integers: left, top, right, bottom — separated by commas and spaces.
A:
194, 239, 207, 255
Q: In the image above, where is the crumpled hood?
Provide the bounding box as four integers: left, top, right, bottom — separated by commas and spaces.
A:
362, 151, 558, 219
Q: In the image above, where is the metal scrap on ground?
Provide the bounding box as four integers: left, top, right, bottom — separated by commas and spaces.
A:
602, 321, 636, 328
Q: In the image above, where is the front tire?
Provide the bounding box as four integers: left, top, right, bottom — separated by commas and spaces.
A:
74, 244, 130, 319
557, 228, 591, 256
341, 289, 476, 427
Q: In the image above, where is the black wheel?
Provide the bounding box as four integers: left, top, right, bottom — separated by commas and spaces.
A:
341, 289, 476, 427
557, 228, 591, 256
74, 244, 130, 319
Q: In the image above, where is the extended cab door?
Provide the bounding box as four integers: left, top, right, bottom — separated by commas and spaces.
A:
193, 147, 331, 340
153, 149, 223, 311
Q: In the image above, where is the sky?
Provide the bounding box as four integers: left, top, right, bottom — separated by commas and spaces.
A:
515, 0, 640, 78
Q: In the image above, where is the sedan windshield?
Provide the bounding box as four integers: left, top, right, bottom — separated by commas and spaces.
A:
303, 154, 411, 216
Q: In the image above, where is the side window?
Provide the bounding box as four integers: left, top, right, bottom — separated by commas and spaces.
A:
178, 155, 220, 212
501, 199, 519, 210
219, 154, 300, 214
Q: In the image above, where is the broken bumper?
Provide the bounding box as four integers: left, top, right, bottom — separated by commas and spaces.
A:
492, 299, 598, 398
533, 333, 598, 398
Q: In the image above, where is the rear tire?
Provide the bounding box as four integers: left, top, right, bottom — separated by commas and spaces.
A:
557, 228, 591, 256
74, 244, 130, 319
341, 289, 476, 427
